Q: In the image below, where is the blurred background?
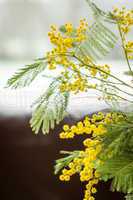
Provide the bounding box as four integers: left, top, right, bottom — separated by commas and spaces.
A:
0, 1, 132, 200
0, 0, 132, 114
0, 0, 132, 61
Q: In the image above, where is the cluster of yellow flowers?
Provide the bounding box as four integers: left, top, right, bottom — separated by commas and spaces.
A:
59, 76, 89, 93
59, 112, 124, 200
59, 146, 101, 200
112, 7, 133, 60
112, 7, 133, 34
46, 19, 89, 93
59, 112, 119, 139
125, 41, 133, 60
46, 19, 111, 94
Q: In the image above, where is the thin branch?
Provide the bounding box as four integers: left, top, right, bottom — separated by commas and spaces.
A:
117, 22, 133, 74
73, 54, 133, 90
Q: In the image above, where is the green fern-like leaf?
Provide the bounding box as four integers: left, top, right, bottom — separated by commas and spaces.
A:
98, 113, 133, 158
7, 60, 47, 88
98, 154, 133, 194
30, 80, 69, 134
54, 151, 80, 175
107, 128, 133, 156
75, 21, 118, 61
85, 0, 115, 23
97, 114, 133, 195
60, 20, 117, 61
96, 113, 133, 196
74, 0, 118, 61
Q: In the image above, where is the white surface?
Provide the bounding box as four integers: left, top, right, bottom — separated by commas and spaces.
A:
0, 60, 133, 117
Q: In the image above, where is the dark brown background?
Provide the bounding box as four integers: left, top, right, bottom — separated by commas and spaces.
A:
0, 114, 124, 200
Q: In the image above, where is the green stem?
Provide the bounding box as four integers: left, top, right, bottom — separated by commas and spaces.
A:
69, 63, 133, 101
96, 88, 133, 103
85, 0, 116, 23
73, 54, 133, 90
80, 72, 133, 97
107, 84, 133, 97
39, 53, 133, 90
117, 23, 132, 74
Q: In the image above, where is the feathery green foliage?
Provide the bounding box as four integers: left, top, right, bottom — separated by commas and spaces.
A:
30, 80, 69, 134
54, 151, 80, 175
98, 154, 133, 194
85, 0, 115, 23
60, 20, 118, 61
7, 60, 47, 88
76, 21, 118, 61
101, 114, 133, 157
97, 113, 133, 196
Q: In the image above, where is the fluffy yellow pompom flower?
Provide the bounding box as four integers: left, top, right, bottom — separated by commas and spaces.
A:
58, 112, 125, 200
112, 7, 133, 62
45, 19, 111, 94
59, 112, 117, 139
112, 7, 133, 34
125, 41, 133, 60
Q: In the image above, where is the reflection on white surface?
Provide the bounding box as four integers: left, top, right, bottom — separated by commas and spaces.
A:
0, 60, 133, 117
